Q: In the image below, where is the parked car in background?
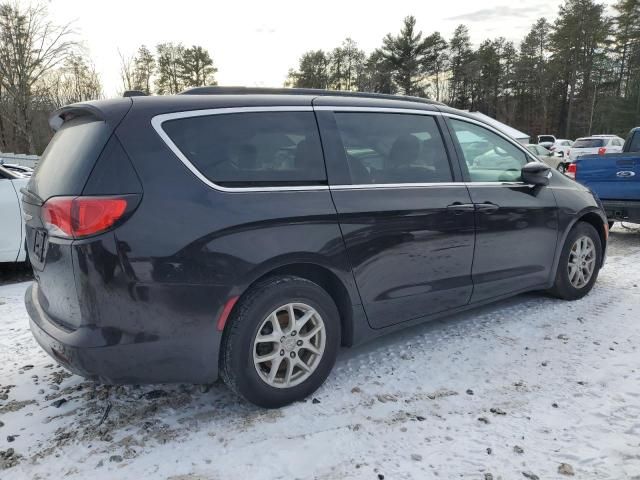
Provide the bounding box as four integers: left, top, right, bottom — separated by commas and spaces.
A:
0, 163, 34, 177
0, 165, 29, 263
568, 135, 625, 162
549, 139, 574, 157
568, 127, 640, 226
538, 135, 556, 149
23, 87, 608, 408
526, 144, 566, 172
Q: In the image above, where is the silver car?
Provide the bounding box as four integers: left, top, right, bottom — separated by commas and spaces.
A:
526, 144, 566, 172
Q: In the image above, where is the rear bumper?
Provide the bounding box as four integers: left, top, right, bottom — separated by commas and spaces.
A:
26, 282, 221, 384
601, 200, 640, 224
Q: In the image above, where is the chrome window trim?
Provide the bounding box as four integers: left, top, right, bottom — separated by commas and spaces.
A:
330, 181, 528, 191
314, 106, 438, 116
151, 105, 541, 193
331, 182, 463, 190
151, 106, 329, 193
320, 107, 450, 190
319, 107, 532, 189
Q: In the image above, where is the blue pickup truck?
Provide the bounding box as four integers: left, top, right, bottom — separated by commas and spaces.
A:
568, 127, 640, 226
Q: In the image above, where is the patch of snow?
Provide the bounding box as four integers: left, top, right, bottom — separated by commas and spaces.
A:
1, 226, 640, 479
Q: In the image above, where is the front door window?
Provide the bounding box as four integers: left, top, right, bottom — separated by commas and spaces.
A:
449, 119, 528, 182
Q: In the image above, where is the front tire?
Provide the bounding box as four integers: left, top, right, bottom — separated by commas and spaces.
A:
557, 163, 566, 173
548, 222, 602, 300
220, 276, 340, 408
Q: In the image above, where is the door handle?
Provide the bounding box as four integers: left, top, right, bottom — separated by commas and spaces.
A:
475, 202, 500, 213
446, 203, 476, 214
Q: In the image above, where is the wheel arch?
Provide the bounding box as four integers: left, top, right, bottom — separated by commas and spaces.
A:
224, 261, 358, 347
578, 211, 607, 259
553, 208, 607, 281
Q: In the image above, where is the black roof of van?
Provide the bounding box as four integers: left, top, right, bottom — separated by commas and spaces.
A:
50, 88, 477, 129
180, 86, 444, 106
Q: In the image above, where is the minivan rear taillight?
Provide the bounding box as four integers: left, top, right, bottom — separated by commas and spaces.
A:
566, 163, 577, 179
42, 196, 134, 239
598, 147, 607, 155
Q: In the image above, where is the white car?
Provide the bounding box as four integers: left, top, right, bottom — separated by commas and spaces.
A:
568, 135, 625, 162
0, 163, 34, 177
0, 165, 29, 263
537, 135, 556, 149
549, 139, 574, 158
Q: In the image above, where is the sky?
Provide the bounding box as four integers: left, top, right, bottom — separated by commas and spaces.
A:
46, 0, 617, 97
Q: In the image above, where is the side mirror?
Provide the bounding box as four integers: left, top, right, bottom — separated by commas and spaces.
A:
557, 151, 565, 157
522, 162, 551, 186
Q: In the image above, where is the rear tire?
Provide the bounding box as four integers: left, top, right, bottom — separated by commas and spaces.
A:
557, 163, 566, 173
548, 221, 602, 300
220, 275, 340, 408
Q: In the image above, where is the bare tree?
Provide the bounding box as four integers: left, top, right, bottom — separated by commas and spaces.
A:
0, 2, 76, 153
118, 49, 136, 92
39, 54, 102, 108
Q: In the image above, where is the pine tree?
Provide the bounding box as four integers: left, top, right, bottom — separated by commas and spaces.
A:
358, 49, 396, 94
448, 25, 473, 108
286, 50, 330, 89
155, 42, 186, 94
133, 45, 155, 94
330, 38, 365, 91
423, 32, 448, 101
549, 0, 611, 137
181, 46, 217, 87
381, 16, 428, 96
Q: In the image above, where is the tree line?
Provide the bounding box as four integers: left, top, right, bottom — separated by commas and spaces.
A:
0, 2, 219, 154
0, 0, 638, 155
119, 43, 217, 95
287, 0, 640, 141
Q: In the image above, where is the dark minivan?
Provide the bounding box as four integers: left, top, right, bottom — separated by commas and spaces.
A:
23, 88, 607, 407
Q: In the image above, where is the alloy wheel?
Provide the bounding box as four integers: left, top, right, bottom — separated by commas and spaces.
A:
253, 302, 326, 388
567, 235, 596, 289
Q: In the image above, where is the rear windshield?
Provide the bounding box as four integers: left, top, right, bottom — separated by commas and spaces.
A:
538, 136, 555, 143
573, 138, 604, 148
28, 116, 111, 201
161, 111, 326, 187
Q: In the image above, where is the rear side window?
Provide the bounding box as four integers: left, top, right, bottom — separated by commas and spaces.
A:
161, 111, 326, 187
574, 138, 604, 148
29, 116, 111, 201
538, 136, 555, 143
332, 113, 453, 184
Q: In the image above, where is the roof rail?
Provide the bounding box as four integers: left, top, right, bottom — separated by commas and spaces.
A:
180, 86, 443, 105
123, 90, 148, 97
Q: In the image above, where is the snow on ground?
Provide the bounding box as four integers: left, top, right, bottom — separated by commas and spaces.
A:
1, 225, 640, 480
